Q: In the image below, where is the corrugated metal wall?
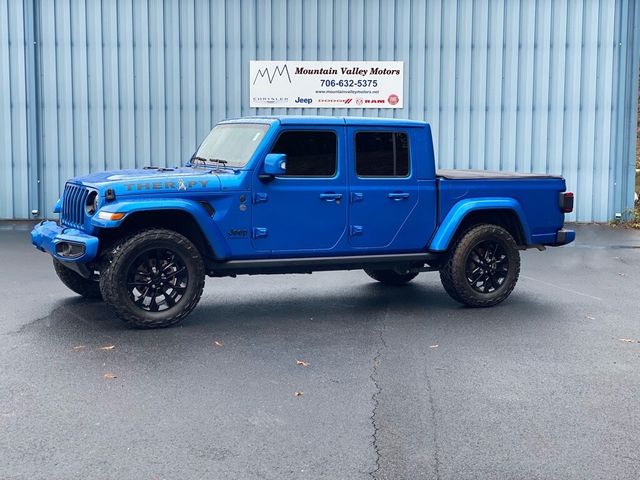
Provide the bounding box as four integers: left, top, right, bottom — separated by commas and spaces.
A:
1, 0, 639, 221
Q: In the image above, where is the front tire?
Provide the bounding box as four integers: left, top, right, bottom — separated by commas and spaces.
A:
53, 259, 102, 299
100, 229, 205, 329
439, 224, 520, 307
364, 268, 419, 285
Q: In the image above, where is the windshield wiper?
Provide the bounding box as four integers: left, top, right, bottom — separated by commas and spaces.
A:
190, 156, 231, 169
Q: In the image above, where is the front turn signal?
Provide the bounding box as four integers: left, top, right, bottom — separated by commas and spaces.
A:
97, 211, 125, 221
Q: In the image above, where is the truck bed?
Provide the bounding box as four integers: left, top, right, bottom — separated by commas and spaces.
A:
437, 169, 562, 180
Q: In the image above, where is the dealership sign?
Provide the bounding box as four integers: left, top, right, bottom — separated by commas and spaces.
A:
250, 61, 404, 109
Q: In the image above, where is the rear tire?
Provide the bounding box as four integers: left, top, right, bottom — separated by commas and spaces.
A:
364, 268, 419, 285
439, 224, 520, 307
100, 228, 205, 329
53, 259, 102, 299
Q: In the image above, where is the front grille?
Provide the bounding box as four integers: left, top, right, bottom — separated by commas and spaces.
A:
61, 183, 90, 229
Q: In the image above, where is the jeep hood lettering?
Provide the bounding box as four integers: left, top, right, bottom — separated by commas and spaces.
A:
69, 167, 234, 195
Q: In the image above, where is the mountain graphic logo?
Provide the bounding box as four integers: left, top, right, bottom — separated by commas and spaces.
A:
253, 64, 292, 85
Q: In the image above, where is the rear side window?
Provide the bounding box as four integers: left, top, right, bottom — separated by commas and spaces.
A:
355, 132, 410, 177
270, 131, 337, 177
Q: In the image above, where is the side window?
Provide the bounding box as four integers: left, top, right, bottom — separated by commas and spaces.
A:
270, 131, 337, 177
355, 132, 410, 177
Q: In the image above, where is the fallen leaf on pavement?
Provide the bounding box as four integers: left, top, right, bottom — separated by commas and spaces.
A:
294, 391, 304, 397
430, 344, 439, 348
585, 315, 596, 320
214, 340, 224, 347
104, 373, 118, 379
619, 338, 639, 344
73, 345, 86, 351
296, 360, 309, 367
99, 345, 115, 350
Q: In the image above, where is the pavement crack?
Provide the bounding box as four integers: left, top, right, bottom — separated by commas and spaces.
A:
368, 308, 388, 479
425, 370, 442, 480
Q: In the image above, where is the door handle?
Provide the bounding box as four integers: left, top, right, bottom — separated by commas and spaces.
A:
319, 193, 342, 202
388, 192, 410, 200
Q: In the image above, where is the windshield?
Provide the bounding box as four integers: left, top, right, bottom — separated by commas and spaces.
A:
192, 123, 270, 168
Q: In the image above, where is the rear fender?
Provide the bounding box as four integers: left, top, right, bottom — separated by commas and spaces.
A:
429, 198, 531, 251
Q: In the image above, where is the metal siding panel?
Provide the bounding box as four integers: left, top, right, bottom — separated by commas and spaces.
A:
531, 0, 552, 175
439, 0, 457, 168
70, 0, 89, 177
515, 0, 535, 173
408, 0, 425, 122
576, 2, 599, 221
593, 0, 615, 221
484, 0, 505, 173
362, 0, 380, 118
500, 0, 519, 173
117, 0, 135, 169
394, 0, 410, 120
164, 0, 180, 165
0, 0, 14, 218
55, 0, 74, 187
562, 0, 584, 220
469, 0, 488, 170
1, 0, 639, 221
148, 0, 166, 166
425, 0, 442, 166
179, 0, 196, 157
39, 0, 61, 217
620, 0, 640, 219
454, 0, 472, 168
133, 0, 151, 168
86, 0, 106, 172
547, 0, 568, 178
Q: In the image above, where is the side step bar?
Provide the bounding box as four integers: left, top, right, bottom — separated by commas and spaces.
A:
207, 252, 439, 277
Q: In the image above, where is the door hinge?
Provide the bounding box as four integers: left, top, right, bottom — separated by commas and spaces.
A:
252, 192, 269, 204
252, 227, 268, 239
350, 225, 363, 236
350, 192, 364, 203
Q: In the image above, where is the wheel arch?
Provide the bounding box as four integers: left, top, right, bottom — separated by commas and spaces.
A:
97, 207, 219, 261
429, 198, 531, 252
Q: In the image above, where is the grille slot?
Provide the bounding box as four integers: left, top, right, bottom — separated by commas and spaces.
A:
61, 183, 90, 229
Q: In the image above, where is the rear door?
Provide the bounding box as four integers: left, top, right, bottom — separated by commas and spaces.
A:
347, 128, 419, 250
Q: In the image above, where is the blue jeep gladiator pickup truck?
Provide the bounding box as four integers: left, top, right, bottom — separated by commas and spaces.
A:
31, 116, 575, 328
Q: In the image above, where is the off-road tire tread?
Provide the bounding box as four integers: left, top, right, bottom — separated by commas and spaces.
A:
53, 259, 102, 299
100, 228, 205, 328
364, 268, 419, 285
439, 224, 520, 307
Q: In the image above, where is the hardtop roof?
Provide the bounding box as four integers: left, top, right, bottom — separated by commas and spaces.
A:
220, 115, 428, 128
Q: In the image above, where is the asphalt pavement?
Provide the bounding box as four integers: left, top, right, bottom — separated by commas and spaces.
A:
1, 222, 639, 480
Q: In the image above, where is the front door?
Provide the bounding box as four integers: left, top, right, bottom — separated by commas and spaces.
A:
347, 128, 418, 250
251, 128, 347, 254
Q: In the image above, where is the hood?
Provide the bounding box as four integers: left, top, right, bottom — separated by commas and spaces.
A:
69, 166, 244, 197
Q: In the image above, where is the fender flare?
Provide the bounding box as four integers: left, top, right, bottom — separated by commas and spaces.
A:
428, 197, 532, 252
91, 199, 231, 259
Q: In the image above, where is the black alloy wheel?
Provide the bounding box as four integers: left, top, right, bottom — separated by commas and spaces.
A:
100, 228, 205, 328
439, 224, 520, 307
126, 248, 189, 312
464, 240, 509, 294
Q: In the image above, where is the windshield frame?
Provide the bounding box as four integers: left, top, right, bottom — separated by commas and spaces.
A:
189, 122, 271, 170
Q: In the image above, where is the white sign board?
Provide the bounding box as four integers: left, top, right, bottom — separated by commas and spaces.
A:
250, 61, 404, 109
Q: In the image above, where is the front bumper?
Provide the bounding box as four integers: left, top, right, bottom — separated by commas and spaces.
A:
31, 221, 99, 264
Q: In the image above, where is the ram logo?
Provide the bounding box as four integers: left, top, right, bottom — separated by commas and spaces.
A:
253, 64, 291, 85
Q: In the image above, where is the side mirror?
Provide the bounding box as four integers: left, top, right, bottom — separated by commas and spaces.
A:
260, 153, 287, 182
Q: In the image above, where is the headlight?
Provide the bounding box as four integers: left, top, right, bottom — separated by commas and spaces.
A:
85, 191, 99, 215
